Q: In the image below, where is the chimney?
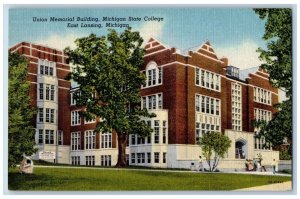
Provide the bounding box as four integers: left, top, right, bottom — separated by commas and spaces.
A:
220, 57, 228, 67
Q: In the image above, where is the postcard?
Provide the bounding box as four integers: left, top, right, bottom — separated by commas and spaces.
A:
5, 5, 293, 193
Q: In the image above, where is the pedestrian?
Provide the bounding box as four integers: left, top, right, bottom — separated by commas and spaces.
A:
198, 156, 203, 172
271, 159, 276, 174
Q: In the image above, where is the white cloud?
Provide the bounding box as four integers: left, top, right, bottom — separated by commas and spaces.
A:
137, 21, 164, 44
214, 40, 264, 70
34, 33, 83, 51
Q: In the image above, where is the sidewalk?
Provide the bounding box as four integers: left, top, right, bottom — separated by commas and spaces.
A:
235, 181, 292, 191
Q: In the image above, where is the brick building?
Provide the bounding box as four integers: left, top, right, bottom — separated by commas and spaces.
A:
9, 38, 279, 171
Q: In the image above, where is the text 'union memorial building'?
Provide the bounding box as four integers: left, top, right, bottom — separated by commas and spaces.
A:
10, 37, 279, 171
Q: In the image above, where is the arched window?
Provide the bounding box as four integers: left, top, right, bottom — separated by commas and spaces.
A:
145, 61, 162, 87
235, 139, 247, 159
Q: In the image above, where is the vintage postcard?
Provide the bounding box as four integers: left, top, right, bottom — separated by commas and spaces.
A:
5, 5, 294, 193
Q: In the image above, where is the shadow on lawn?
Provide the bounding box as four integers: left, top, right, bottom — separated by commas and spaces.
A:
8, 171, 65, 190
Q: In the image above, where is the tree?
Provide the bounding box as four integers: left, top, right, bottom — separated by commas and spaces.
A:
8, 52, 37, 167
64, 28, 154, 167
199, 132, 231, 172
254, 9, 292, 154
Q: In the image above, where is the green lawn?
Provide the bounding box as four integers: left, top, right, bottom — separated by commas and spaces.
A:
8, 167, 291, 191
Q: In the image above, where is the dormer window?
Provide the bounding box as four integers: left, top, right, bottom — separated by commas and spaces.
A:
144, 61, 162, 88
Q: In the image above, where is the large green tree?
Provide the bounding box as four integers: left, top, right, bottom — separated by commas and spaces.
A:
199, 132, 231, 172
65, 28, 154, 167
8, 52, 37, 167
254, 9, 292, 154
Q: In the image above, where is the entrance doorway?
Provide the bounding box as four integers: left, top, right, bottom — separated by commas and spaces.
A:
235, 140, 247, 159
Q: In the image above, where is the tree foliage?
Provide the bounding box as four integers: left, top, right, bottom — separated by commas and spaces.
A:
199, 132, 231, 172
64, 28, 154, 167
254, 9, 292, 154
8, 52, 37, 167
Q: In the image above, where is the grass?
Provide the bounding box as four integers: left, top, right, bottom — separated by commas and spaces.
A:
8, 166, 291, 191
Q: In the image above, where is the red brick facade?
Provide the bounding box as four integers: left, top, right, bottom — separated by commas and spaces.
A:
10, 39, 278, 155
141, 38, 278, 145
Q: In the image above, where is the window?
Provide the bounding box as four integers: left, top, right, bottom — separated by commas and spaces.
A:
137, 135, 145, 145
163, 152, 166, 163
85, 156, 95, 166
232, 83, 242, 131
137, 153, 141, 163
158, 94, 162, 109
254, 108, 272, 122
71, 156, 80, 165
57, 130, 63, 145
38, 129, 43, 144
154, 120, 160, 144
50, 109, 55, 123
158, 67, 162, 84
141, 153, 145, 163
196, 115, 221, 143
71, 110, 81, 125
196, 68, 220, 91
45, 130, 54, 144
206, 97, 209, 113
148, 69, 152, 86
196, 68, 200, 85
131, 153, 135, 164
206, 71, 209, 88
253, 87, 272, 105
101, 155, 111, 166
216, 100, 220, 116
39, 59, 55, 76
196, 94, 221, 116
147, 152, 151, 163
85, 130, 96, 149
147, 120, 151, 144
211, 98, 214, 115
142, 97, 146, 109
71, 132, 81, 150
142, 93, 163, 110
254, 109, 273, 150
85, 115, 96, 124
152, 95, 156, 109
40, 65, 44, 74
131, 134, 136, 145
154, 152, 159, 163
201, 96, 205, 113
162, 120, 167, 144
201, 70, 205, 86
101, 132, 112, 148
210, 73, 214, 89
38, 108, 43, 123
145, 62, 162, 87
196, 122, 200, 143
70, 90, 80, 105
46, 84, 50, 100
45, 108, 55, 123
39, 83, 43, 100
50, 85, 55, 101
215, 75, 220, 90
195, 95, 200, 112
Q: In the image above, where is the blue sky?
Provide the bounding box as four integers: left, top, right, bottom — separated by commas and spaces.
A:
9, 7, 266, 69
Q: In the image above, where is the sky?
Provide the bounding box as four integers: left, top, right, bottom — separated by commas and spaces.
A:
9, 7, 267, 70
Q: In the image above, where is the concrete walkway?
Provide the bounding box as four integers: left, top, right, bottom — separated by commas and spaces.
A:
235, 181, 292, 191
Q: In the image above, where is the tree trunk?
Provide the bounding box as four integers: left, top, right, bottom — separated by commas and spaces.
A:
115, 132, 127, 167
